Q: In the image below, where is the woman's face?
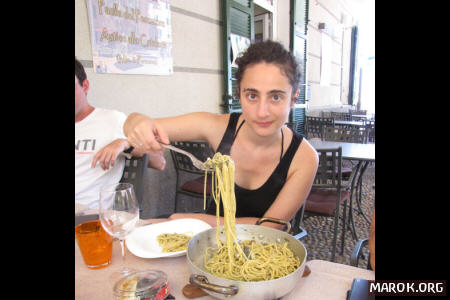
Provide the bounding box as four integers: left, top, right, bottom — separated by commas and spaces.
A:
239, 62, 298, 137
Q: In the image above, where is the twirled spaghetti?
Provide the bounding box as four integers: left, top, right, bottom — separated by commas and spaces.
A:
201, 153, 300, 282
156, 232, 193, 252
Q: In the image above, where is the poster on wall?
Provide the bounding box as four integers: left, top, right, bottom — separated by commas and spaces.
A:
86, 0, 173, 75
230, 33, 251, 68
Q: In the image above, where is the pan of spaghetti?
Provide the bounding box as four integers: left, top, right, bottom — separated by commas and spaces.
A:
186, 152, 307, 300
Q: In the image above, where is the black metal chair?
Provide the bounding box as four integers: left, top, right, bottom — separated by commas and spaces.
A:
350, 110, 367, 121
331, 111, 352, 121
350, 238, 370, 267
290, 204, 307, 240
285, 122, 298, 133
169, 141, 215, 213
324, 126, 368, 144
365, 120, 375, 143
320, 111, 333, 118
351, 188, 374, 269
119, 154, 149, 217
305, 116, 334, 140
304, 147, 352, 262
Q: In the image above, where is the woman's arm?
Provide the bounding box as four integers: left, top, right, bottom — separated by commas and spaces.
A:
261, 139, 319, 229
123, 112, 228, 152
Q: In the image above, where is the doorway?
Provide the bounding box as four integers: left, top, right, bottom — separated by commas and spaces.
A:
254, 1, 273, 42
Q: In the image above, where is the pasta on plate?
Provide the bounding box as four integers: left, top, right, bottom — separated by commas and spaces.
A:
156, 232, 193, 252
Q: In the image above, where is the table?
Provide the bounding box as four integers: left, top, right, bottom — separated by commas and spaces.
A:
75, 230, 375, 299
308, 140, 375, 239
334, 120, 366, 128
351, 114, 368, 119
351, 114, 369, 121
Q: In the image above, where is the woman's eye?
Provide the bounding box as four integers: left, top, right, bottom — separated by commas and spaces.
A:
248, 94, 257, 100
272, 94, 282, 101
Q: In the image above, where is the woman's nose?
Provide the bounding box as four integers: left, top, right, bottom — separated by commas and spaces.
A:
256, 99, 270, 118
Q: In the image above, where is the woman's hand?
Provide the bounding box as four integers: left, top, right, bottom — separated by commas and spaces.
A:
124, 113, 170, 152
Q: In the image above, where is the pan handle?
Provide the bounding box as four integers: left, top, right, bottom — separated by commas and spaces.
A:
256, 217, 291, 233
189, 274, 238, 296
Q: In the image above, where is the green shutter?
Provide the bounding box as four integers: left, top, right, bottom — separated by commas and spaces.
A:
289, 0, 309, 136
222, 0, 254, 113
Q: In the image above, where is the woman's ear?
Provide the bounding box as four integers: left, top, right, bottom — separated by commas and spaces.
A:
291, 88, 300, 108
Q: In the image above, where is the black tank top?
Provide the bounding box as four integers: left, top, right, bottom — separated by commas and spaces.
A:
206, 113, 303, 218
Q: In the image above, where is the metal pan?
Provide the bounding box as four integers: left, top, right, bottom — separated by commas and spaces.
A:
186, 219, 307, 300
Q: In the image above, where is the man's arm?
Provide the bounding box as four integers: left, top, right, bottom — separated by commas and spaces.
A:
91, 138, 130, 170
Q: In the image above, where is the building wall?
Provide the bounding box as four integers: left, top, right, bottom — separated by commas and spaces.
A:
306, 0, 356, 115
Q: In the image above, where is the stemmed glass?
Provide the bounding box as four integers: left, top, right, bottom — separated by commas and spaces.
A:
99, 182, 139, 282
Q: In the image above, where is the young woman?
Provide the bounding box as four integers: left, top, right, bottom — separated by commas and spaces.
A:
124, 40, 318, 229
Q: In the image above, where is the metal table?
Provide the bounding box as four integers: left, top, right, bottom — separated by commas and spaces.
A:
308, 140, 375, 241
351, 114, 369, 121
334, 120, 366, 128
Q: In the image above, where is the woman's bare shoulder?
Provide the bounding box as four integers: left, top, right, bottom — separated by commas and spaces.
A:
290, 137, 319, 172
196, 113, 230, 148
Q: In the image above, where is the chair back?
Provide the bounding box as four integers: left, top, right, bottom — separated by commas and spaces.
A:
314, 147, 342, 188
119, 154, 149, 215
331, 112, 352, 121
320, 111, 333, 118
324, 126, 368, 144
350, 110, 367, 115
350, 110, 367, 121
290, 204, 307, 240
365, 120, 375, 143
305, 116, 334, 140
170, 141, 215, 175
285, 122, 298, 133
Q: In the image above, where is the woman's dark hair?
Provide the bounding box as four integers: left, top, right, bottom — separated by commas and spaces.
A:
234, 40, 301, 96
75, 57, 87, 84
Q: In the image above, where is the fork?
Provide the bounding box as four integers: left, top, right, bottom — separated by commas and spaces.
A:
160, 143, 213, 171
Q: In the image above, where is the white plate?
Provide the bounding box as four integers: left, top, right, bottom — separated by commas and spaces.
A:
126, 218, 212, 258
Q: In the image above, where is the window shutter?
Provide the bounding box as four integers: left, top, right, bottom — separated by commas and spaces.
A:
348, 26, 359, 106
289, 0, 309, 135
222, 0, 254, 113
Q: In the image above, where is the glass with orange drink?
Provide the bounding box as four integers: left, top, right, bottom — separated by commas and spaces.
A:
75, 219, 113, 269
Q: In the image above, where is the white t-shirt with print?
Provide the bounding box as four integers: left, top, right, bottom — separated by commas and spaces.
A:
75, 108, 128, 209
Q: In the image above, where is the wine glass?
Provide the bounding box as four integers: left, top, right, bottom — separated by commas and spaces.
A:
99, 182, 139, 282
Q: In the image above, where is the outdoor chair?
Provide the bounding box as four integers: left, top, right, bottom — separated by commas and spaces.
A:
119, 154, 149, 217
285, 122, 298, 133
169, 141, 215, 213
366, 120, 375, 143
290, 204, 307, 240
322, 126, 368, 180
324, 126, 368, 144
351, 187, 375, 269
304, 147, 352, 262
350, 238, 370, 268
350, 110, 367, 121
331, 112, 352, 121
305, 116, 334, 140
320, 111, 333, 118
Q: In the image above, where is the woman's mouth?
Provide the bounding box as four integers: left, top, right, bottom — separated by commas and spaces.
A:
255, 121, 273, 128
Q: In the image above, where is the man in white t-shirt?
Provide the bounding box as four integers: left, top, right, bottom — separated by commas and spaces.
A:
75, 57, 166, 209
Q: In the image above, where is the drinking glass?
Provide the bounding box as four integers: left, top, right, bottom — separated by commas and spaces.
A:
99, 182, 139, 281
